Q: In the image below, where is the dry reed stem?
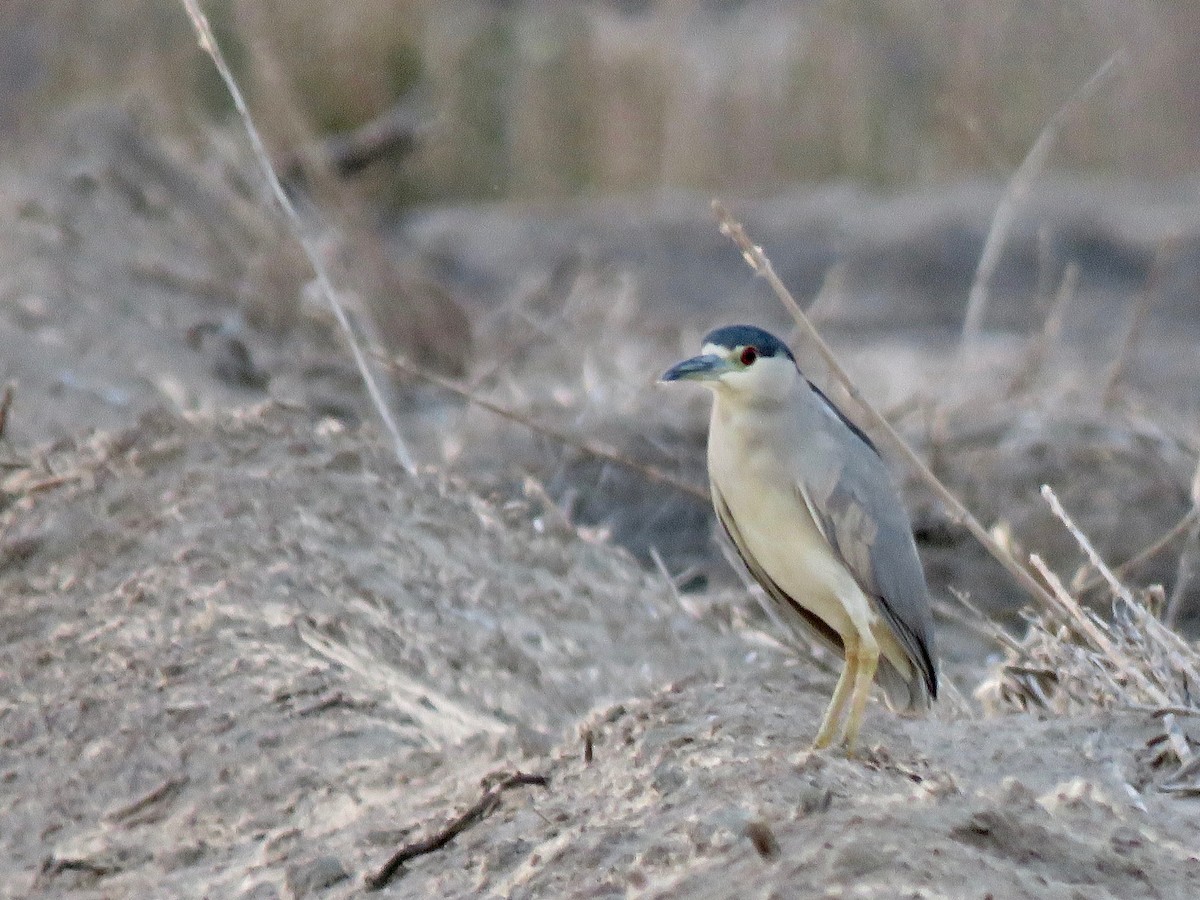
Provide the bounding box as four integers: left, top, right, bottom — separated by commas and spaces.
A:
1075, 507, 1199, 596
933, 668, 978, 721
1165, 457, 1200, 626
942, 587, 1022, 653
376, 349, 708, 501
711, 200, 1060, 617
1005, 261, 1078, 398
960, 50, 1124, 346
1103, 238, 1176, 406
1040, 485, 1136, 606
180, 0, 416, 473
1028, 552, 1169, 707
649, 546, 685, 606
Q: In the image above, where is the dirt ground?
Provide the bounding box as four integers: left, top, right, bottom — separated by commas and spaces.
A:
3, 106, 1200, 898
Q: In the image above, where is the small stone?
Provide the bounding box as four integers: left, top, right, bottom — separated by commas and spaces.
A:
285, 855, 349, 896
744, 820, 780, 860
651, 761, 687, 795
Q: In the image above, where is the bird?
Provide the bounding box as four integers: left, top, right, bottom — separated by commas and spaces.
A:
660, 324, 937, 750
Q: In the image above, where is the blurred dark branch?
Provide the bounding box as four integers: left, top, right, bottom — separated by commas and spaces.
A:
1103, 237, 1176, 407
0, 383, 13, 440
322, 97, 428, 176
365, 772, 548, 891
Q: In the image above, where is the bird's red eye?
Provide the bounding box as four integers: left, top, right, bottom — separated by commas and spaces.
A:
740, 346, 758, 366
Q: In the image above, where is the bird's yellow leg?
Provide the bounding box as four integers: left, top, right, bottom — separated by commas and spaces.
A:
811, 637, 859, 749
840, 629, 880, 752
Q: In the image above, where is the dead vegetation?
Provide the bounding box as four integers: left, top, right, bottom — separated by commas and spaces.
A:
5, 2, 1200, 896
978, 479, 1200, 795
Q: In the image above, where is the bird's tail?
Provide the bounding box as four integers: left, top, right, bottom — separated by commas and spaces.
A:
876, 657, 933, 714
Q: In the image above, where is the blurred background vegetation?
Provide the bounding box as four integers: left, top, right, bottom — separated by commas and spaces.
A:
2, 0, 1198, 630
5, 0, 1199, 204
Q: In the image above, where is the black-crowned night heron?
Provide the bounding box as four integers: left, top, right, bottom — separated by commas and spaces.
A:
661, 325, 937, 750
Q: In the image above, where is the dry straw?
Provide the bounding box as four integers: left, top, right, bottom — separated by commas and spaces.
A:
976, 483, 1200, 792
960, 50, 1124, 346
180, 0, 417, 473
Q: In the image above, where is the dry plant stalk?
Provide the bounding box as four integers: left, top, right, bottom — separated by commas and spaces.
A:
1075, 514, 1200, 598
960, 50, 1124, 346
711, 201, 1059, 616
978, 485, 1200, 790
1005, 261, 1078, 398
1073, 455, 1200, 613
1103, 238, 1176, 406
376, 349, 708, 502
1165, 457, 1200, 627
179, 0, 416, 473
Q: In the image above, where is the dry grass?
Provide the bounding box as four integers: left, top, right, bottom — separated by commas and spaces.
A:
978, 483, 1200, 793
959, 51, 1123, 345
15, 2, 1200, 195
182, 0, 419, 473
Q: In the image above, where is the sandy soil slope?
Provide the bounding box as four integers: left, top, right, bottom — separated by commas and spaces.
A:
2, 405, 1198, 899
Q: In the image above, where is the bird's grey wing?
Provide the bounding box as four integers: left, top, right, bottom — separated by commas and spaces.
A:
796, 441, 937, 698
712, 484, 845, 658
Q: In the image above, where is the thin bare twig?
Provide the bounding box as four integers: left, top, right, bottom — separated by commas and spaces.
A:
960, 50, 1125, 345
1074, 507, 1200, 596
179, 0, 416, 473
712, 201, 1059, 616
376, 348, 708, 501
1027, 553, 1169, 707
1040, 485, 1134, 605
1165, 458, 1200, 626
0, 384, 12, 440
1103, 238, 1176, 406
105, 776, 189, 825
939, 588, 1022, 653
1006, 262, 1078, 397
649, 546, 685, 606
365, 772, 548, 890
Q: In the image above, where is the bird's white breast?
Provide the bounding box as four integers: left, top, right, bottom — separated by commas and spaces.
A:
708, 397, 874, 640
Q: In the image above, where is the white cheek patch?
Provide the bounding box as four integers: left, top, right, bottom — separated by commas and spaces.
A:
701, 343, 727, 359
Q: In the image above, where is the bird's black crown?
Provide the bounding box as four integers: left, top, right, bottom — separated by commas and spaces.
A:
702, 325, 795, 362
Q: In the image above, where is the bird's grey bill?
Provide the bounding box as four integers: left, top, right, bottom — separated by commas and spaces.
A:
659, 353, 730, 383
